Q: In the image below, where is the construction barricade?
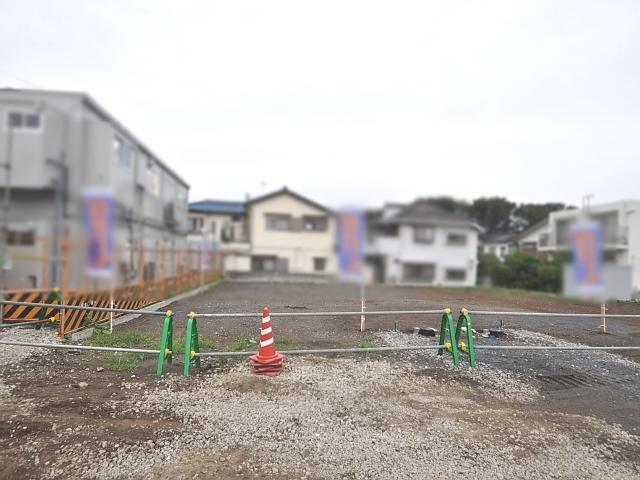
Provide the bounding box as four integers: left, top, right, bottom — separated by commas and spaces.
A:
3, 299, 640, 380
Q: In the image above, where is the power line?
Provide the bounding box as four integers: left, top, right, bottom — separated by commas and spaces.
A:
0, 68, 41, 88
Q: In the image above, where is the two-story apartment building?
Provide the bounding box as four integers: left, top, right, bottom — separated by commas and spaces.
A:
0, 88, 189, 290
188, 188, 336, 276
366, 200, 483, 286
538, 200, 640, 296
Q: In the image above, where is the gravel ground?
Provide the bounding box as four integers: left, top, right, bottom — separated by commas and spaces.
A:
33, 355, 640, 479
0, 328, 60, 367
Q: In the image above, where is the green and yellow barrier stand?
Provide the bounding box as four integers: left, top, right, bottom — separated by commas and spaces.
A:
36, 287, 63, 330
156, 310, 174, 376
455, 308, 477, 368
437, 308, 460, 365
183, 311, 200, 377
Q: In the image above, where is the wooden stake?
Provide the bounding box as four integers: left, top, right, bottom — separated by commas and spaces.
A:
360, 281, 366, 332
600, 303, 606, 334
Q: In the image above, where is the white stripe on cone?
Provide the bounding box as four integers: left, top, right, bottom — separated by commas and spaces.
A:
262, 316, 271, 324
260, 337, 274, 348
261, 326, 272, 335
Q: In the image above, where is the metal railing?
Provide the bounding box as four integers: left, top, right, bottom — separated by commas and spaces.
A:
1, 341, 639, 358
2, 299, 640, 321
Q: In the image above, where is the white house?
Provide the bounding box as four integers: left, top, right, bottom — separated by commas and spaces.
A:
538, 200, 640, 296
480, 233, 516, 261
366, 200, 483, 286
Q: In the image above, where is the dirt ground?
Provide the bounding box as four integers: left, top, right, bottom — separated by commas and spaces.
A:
123, 281, 640, 357
1, 281, 639, 479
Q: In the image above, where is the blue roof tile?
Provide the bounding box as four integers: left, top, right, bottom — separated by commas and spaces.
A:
189, 200, 245, 215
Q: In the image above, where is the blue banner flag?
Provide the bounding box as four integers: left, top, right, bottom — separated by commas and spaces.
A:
82, 189, 116, 278
570, 220, 603, 295
337, 209, 366, 282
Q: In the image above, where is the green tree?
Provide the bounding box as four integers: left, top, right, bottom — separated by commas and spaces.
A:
512, 203, 567, 232
477, 252, 501, 281
487, 251, 563, 293
424, 196, 470, 215
469, 197, 515, 235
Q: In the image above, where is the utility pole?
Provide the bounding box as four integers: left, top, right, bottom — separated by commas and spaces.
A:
0, 119, 14, 323
47, 158, 68, 287
582, 194, 594, 216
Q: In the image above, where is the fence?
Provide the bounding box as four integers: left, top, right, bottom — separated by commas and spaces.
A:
1, 301, 640, 378
1, 235, 223, 335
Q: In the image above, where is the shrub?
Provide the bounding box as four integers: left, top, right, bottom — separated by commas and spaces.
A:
479, 251, 563, 293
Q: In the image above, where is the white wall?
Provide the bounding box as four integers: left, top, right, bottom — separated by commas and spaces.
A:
372, 224, 478, 286
482, 243, 512, 261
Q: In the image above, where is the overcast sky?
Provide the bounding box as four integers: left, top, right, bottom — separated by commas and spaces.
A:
1, 0, 639, 208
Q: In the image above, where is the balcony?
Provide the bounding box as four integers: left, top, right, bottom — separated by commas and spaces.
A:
220, 223, 249, 249
538, 225, 628, 251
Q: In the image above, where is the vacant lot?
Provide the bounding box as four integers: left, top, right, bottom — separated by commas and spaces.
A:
1, 282, 639, 479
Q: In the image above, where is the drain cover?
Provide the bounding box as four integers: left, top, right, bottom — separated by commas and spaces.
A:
538, 373, 606, 390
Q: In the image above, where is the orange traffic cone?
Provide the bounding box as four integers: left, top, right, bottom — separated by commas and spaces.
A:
249, 307, 286, 377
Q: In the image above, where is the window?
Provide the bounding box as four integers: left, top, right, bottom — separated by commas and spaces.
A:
303, 215, 328, 232
446, 269, 467, 281
414, 226, 435, 244
251, 256, 278, 272
189, 217, 204, 233
402, 263, 435, 282
210, 221, 216, 234
7, 111, 41, 130
145, 155, 154, 172
6, 229, 35, 246
446, 233, 467, 246
313, 257, 326, 272
265, 214, 290, 231
112, 136, 132, 169
8, 112, 22, 128
143, 262, 156, 281
378, 225, 399, 237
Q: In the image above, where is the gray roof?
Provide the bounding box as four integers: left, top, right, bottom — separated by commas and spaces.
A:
514, 218, 548, 242
481, 232, 515, 244
375, 199, 483, 231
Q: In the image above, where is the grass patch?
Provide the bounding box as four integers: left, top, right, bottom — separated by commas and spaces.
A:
275, 336, 301, 350
172, 337, 217, 355
211, 336, 257, 366
228, 336, 254, 352
106, 353, 146, 372
89, 330, 223, 373
358, 339, 379, 359
358, 340, 377, 349
89, 330, 158, 349
89, 331, 159, 373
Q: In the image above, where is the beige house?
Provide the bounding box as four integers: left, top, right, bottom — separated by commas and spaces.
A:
188, 188, 336, 276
